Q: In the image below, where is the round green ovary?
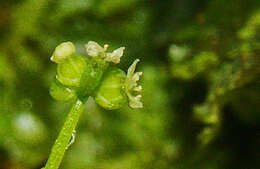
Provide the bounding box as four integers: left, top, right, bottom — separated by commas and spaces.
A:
57, 55, 86, 87
95, 68, 127, 110
50, 80, 76, 102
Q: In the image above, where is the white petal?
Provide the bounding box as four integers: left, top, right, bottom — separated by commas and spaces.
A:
105, 47, 125, 63
112, 47, 125, 58
85, 41, 104, 57
132, 72, 142, 82
104, 44, 109, 51
129, 99, 143, 108
134, 86, 142, 91
127, 59, 140, 78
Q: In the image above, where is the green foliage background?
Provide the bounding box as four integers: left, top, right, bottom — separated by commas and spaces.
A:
0, 0, 259, 169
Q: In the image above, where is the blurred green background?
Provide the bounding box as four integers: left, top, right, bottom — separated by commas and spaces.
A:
0, 0, 260, 169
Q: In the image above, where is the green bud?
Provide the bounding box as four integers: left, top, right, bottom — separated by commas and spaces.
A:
51, 42, 75, 63
50, 79, 76, 101
95, 67, 127, 110
57, 54, 87, 87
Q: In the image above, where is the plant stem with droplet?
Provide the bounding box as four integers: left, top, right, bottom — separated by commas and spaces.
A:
44, 98, 87, 169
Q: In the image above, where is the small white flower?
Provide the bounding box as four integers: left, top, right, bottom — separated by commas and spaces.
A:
85, 41, 125, 64
51, 42, 75, 63
85, 41, 106, 57
105, 47, 125, 63
124, 59, 143, 108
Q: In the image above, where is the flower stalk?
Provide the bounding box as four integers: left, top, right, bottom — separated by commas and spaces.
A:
43, 98, 86, 169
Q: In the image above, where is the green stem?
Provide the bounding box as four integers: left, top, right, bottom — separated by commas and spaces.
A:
44, 98, 87, 169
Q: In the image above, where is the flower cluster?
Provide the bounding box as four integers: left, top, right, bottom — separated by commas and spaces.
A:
50, 41, 143, 109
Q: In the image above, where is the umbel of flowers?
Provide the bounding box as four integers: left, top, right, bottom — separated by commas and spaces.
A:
50, 41, 143, 109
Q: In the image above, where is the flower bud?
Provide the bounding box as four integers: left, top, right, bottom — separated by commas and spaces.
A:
51, 42, 75, 63
50, 79, 76, 101
94, 67, 127, 110
56, 54, 87, 87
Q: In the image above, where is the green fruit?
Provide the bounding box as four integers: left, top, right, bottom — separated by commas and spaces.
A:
57, 54, 87, 87
95, 67, 127, 110
50, 79, 76, 101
